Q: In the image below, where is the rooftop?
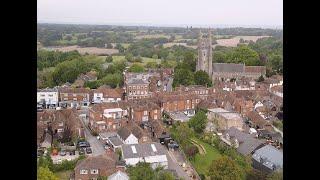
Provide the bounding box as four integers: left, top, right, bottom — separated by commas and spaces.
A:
252, 144, 283, 170
108, 136, 124, 147
122, 143, 167, 159
208, 108, 243, 121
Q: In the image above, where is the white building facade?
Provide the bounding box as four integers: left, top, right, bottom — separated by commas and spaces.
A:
37, 88, 59, 108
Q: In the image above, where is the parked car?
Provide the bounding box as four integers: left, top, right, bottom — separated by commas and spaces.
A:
86, 147, 92, 154
79, 148, 85, 155
59, 149, 67, 156
69, 150, 76, 156
78, 141, 90, 148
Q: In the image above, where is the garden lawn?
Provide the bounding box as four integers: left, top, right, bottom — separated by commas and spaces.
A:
190, 137, 222, 176
54, 170, 73, 180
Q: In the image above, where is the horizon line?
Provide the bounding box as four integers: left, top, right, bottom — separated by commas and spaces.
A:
37, 21, 283, 29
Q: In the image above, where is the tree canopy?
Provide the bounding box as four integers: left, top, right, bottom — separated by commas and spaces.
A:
128, 63, 145, 73
37, 166, 59, 180
188, 110, 208, 134
194, 70, 212, 87
208, 156, 244, 180
127, 162, 175, 180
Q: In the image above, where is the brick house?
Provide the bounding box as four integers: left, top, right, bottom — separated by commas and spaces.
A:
88, 102, 129, 133
175, 85, 210, 100
158, 92, 201, 116
37, 109, 84, 143
118, 122, 152, 144
128, 99, 161, 122
59, 88, 91, 108
74, 154, 118, 180
93, 86, 123, 103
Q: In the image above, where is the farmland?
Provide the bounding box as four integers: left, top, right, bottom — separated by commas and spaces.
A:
43, 45, 119, 55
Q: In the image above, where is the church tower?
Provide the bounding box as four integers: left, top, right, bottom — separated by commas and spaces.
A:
196, 28, 213, 77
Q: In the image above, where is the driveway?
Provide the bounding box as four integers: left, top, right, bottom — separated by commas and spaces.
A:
78, 111, 105, 157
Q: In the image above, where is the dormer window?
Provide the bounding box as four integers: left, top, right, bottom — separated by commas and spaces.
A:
80, 169, 88, 174
90, 169, 99, 174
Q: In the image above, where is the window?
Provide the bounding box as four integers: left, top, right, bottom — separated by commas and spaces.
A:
137, 86, 140, 89
129, 86, 132, 90
133, 86, 136, 89
90, 169, 99, 174
80, 169, 88, 174
57, 128, 64, 133
154, 115, 158, 119
144, 111, 148, 115
48, 94, 53, 97
137, 90, 140, 94
40, 94, 45, 97
145, 86, 148, 89
187, 100, 190, 104
73, 98, 77, 101
73, 94, 77, 97
154, 109, 157, 113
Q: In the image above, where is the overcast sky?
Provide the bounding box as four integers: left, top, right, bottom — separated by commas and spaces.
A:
37, 0, 283, 28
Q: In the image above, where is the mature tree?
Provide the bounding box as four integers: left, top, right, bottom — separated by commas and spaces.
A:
227, 45, 260, 66
156, 171, 175, 180
152, 54, 159, 59
172, 69, 194, 88
106, 55, 113, 63
37, 166, 59, 180
267, 170, 283, 180
106, 43, 113, 49
173, 123, 193, 146
145, 62, 158, 69
183, 51, 196, 71
115, 43, 125, 53
239, 38, 245, 43
100, 73, 123, 88
268, 54, 283, 73
128, 63, 144, 73
84, 80, 101, 89
194, 70, 212, 86
188, 110, 208, 134
208, 156, 244, 180
65, 35, 73, 41
125, 53, 134, 62
127, 162, 155, 180
246, 169, 268, 180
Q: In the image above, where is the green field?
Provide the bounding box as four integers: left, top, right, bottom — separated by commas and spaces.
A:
190, 137, 222, 176
54, 170, 72, 180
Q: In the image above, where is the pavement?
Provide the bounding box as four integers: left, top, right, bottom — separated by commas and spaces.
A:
166, 149, 199, 180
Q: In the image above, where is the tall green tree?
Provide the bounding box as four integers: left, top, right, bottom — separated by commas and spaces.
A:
194, 70, 212, 86
106, 55, 113, 63
171, 123, 193, 146
172, 69, 194, 88
127, 162, 156, 180
208, 156, 244, 180
188, 110, 208, 134
37, 166, 59, 180
128, 63, 144, 73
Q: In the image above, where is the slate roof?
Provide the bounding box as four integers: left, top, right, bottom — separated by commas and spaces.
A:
122, 143, 167, 159
108, 170, 129, 180
252, 145, 283, 170
225, 127, 265, 156
213, 63, 245, 73
117, 127, 132, 140
108, 136, 124, 146
245, 66, 266, 74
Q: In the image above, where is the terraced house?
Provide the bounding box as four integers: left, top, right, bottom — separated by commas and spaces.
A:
59, 87, 91, 108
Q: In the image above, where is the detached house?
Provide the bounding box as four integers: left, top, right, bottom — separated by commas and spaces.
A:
59, 88, 91, 108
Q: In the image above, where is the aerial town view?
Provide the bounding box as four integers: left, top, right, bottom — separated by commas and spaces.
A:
37, 0, 283, 179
